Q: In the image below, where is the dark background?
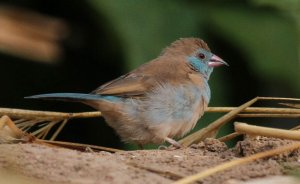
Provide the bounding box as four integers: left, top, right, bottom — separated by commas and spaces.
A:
0, 0, 299, 149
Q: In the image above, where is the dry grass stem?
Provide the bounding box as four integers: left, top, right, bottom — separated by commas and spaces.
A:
173, 141, 300, 184
31, 121, 59, 136
40, 123, 56, 139
39, 139, 122, 153
0, 108, 101, 120
50, 119, 68, 141
218, 132, 241, 142
206, 107, 300, 114
235, 122, 300, 141
179, 97, 259, 147
291, 124, 300, 130
1, 115, 121, 152
0, 108, 102, 140
179, 97, 300, 146
236, 113, 300, 118
256, 97, 300, 101
3, 106, 299, 121
17, 119, 45, 128
279, 103, 300, 109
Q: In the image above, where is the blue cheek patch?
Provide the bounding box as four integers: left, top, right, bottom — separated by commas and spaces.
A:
187, 56, 208, 74
187, 56, 214, 79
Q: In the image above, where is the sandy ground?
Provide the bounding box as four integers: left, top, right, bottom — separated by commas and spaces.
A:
0, 137, 300, 184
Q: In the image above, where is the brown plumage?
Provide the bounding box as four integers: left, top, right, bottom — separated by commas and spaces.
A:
92, 38, 210, 97
28, 38, 227, 148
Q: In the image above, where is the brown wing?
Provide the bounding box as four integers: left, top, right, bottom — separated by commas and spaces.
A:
91, 55, 190, 97
91, 72, 156, 97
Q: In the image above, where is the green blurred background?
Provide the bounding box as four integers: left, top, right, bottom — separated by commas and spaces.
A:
0, 0, 299, 149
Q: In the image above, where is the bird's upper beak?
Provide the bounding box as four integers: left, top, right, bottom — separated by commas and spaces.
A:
208, 54, 229, 67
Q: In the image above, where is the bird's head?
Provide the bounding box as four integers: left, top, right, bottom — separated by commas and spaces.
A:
162, 38, 228, 79
188, 47, 228, 79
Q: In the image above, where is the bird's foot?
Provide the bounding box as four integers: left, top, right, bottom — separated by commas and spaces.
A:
165, 137, 182, 149
158, 145, 168, 150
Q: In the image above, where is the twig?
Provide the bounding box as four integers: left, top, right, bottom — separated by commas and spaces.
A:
291, 124, 300, 130
38, 139, 122, 153
173, 141, 300, 184
179, 97, 259, 147
2, 107, 300, 120
50, 119, 68, 141
218, 132, 241, 142
236, 113, 300, 118
41, 123, 56, 139
206, 107, 300, 114
14, 119, 27, 123
179, 97, 300, 146
31, 120, 59, 136
256, 97, 300, 101
0, 108, 101, 120
235, 122, 300, 141
279, 103, 300, 109
16, 119, 46, 129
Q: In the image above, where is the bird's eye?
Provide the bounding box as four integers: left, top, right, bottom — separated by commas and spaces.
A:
197, 53, 205, 59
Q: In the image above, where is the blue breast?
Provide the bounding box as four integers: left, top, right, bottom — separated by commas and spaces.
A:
122, 84, 210, 125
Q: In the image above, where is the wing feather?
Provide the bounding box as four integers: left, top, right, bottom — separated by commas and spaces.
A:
91, 57, 189, 97
91, 72, 155, 97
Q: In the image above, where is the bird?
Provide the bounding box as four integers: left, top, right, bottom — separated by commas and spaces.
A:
26, 38, 228, 148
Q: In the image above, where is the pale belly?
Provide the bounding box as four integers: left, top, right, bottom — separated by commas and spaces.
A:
113, 84, 209, 144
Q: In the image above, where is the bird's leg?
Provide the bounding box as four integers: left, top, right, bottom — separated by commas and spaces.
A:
165, 137, 182, 149
0, 115, 23, 138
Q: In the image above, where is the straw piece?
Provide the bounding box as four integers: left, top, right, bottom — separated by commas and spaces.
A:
41, 123, 56, 139
236, 113, 300, 118
257, 97, 300, 101
279, 103, 300, 109
31, 120, 59, 136
0, 108, 101, 120
206, 107, 300, 114
50, 119, 68, 141
235, 122, 300, 141
218, 132, 241, 142
39, 139, 122, 153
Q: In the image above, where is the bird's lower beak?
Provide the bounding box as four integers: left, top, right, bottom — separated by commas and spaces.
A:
208, 54, 229, 67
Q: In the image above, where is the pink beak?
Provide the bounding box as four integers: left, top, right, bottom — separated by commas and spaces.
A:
208, 55, 229, 67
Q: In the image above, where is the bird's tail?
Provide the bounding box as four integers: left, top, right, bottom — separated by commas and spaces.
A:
25, 93, 102, 102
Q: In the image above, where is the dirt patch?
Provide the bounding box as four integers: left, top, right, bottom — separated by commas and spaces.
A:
0, 137, 299, 184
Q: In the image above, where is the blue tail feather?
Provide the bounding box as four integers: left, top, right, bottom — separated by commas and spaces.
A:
25, 93, 103, 101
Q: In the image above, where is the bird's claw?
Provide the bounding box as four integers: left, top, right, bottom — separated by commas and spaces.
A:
164, 137, 182, 150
